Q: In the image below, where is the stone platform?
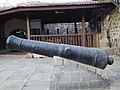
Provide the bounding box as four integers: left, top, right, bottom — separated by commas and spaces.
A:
0, 54, 119, 90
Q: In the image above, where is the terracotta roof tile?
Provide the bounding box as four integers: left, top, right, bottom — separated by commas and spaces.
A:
17, 1, 110, 7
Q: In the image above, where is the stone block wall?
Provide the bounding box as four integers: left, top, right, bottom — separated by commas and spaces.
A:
50, 56, 109, 90
100, 9, 120, 56
44, 23, 78, 34
43, 22, 90, 35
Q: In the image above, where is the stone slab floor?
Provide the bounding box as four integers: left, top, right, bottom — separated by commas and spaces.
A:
0, 54, 119, 90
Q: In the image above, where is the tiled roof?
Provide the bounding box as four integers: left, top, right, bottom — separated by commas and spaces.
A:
17, 1, 110, 7
0, 0, 113, 12
0, 6, 13, 11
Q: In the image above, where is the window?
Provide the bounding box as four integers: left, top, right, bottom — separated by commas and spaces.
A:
30, 19, 42, 35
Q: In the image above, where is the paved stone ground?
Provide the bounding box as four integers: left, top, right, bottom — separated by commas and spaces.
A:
0, 54, 119, 90
104, 56, 120, 90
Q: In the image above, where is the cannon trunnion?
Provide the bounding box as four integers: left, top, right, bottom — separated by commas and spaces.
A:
6, 35, 114, 69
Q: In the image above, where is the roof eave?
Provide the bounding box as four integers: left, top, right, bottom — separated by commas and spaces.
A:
0, 4, 103, 16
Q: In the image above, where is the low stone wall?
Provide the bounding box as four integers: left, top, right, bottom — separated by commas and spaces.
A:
51, 56, 110, 90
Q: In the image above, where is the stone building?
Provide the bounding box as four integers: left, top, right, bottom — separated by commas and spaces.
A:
100, 4, 120, 56
44, 23, 83, 35
0, 0, 119, 56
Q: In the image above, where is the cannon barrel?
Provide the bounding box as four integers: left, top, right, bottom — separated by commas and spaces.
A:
6, 35, 114, 69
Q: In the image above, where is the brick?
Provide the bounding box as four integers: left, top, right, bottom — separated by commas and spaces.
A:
58, 83, 68, 90
68, 82, 80, 90
58, 82, 80, 90
54, 72, 70, 83
89, 80, 108, 89
50, 82, 57, 90
69, 72, 80, 82
62, 65, 79, 72
79, 82, 89, 89
53, 56, 64, 65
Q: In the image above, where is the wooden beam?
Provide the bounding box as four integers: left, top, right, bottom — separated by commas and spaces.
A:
82, 15, 86, 47
26, 16, 30, 39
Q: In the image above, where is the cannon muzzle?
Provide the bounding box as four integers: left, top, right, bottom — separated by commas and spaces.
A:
6, 35, 114, 69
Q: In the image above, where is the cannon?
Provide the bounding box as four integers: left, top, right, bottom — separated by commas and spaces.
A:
6, 35, 114, 69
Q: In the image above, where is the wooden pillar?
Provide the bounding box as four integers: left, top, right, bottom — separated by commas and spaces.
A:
0, 22, 5, 38
82, 16, 86, 47
0, 22, 5, 49
40, 19, 44, 34
26, 16, 30, 39
66, 28, 69, 34
74, 22, 78, 34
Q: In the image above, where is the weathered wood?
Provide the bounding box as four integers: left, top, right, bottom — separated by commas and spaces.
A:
82, 16, 86, 47
26, 16, 30, 39
30, 33, 95, 47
